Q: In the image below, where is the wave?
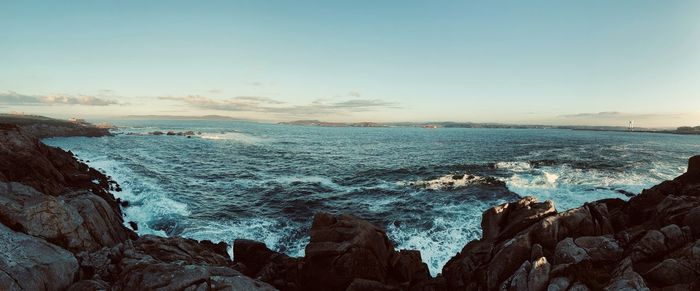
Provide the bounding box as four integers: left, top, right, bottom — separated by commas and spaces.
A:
398, 173, 504, 190
72, 152, 191, 237
200, 132, 265, 144
178, 218, 308, 260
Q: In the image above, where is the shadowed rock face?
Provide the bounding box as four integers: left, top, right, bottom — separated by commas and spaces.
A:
2, 119, 700, 290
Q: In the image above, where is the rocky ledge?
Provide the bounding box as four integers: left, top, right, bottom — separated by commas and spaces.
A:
1, 122, 699, 290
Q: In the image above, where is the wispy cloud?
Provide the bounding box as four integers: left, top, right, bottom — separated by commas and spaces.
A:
559, 111, 682, 119
0, 91, 120, 106
159, 95, 398, 116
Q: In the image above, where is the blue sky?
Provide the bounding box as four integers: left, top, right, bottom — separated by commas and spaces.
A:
1, 1, 699, 127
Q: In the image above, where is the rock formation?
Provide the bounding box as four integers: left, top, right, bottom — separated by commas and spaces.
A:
1, 117, 699, 290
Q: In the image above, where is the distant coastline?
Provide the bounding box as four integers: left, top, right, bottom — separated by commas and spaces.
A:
279, 119, 700, 136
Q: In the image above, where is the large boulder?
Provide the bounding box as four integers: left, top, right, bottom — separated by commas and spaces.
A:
0, 222, 78, 291
75, 235, 276, 290
481, 196, 556, 242
301, 212, 395, 291
0, 182, 132, 252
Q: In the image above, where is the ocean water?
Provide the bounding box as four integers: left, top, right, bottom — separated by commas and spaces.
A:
44, 120, 700, 275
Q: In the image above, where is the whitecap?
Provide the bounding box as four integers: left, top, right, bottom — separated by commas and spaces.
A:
199, 132, 264, 144
494, 161, 532, 172
398, 173, 501, 190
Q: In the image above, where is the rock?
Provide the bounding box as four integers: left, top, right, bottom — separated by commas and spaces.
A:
643, 259, 695, 286
346, 279, 397, 291
686, 155, 700, 178
531, 202, 615, 249
388, 250, 431, 287
0, 182, 131, 252
234, 239, 278, 275
528, 257, 550, 291
547, 277, 571, 291
604, 258, 650, 291
487, 234, 532, 289
504, 260, 531, 291
682, 206, 700, 236
568, 282, 591, 291
66, 279, 110, 291
134, 235, 231, 266
0, 222, 78, 291
301, 212, 395, 291
150, 131, 164, 135
481, 196, 556, 242
554, 238, 588, 264
75, 236, 275, 290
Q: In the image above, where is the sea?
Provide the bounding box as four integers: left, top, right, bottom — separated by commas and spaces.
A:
44, 120, 700, 275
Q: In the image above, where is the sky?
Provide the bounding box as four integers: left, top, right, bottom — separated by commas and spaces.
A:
1, 1, 699, 128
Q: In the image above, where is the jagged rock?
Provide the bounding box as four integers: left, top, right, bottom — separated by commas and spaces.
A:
568, 282, 591, 291
547, 277, 571, 291
0, 182, 132, 252
683, 206, 700, 236
481, 196, 556, 242
531, 202, 615, 249
528, 257, 550, 291
134, 235, 230, 266
234, 239, 302, 291
302, 213, 395, 291
503, 260, 530, 291
643, 259, 695, 286
75, 236, 275, 290
604, 258, 649, 291
66, 279, 110, 291
0, 223, 78, 291
346, 279, 397, 291
388, 250, 431, 287
555, 236, 623, 265
487, 234, 532, 289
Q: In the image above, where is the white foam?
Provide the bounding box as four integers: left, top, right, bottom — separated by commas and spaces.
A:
179, 218, 307, 260
398, 173, 497, 190
494, 161, 532, 172
387, 199, 506, 276
69, 153, 191, 236
199, 132, 264, 144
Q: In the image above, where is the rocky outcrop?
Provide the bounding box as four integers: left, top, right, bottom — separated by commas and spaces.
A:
232, 213, 435, 291
71, 235, 275, 290
441, 155, 700, 290
0, 223, 78, 291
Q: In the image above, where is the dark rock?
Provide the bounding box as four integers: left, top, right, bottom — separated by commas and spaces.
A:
0, 222, 79, 291
128, 221, 138, 231
302, 212, 395, 291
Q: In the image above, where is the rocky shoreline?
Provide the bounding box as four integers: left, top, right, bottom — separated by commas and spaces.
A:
1, 120, 699, 290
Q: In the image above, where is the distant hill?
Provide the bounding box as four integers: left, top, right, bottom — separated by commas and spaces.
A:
123, 114, 249, 121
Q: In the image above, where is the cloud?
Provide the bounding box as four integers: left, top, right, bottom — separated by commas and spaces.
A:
348, 91, 361, 97
0, 91, 119, 106
159, 95, 398, 116
559, 111, 682, 119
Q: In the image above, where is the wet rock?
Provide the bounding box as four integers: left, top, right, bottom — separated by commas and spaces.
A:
0, 223, 78, 291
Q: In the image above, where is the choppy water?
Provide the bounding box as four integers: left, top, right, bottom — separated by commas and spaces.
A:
44, 120, 700, 275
